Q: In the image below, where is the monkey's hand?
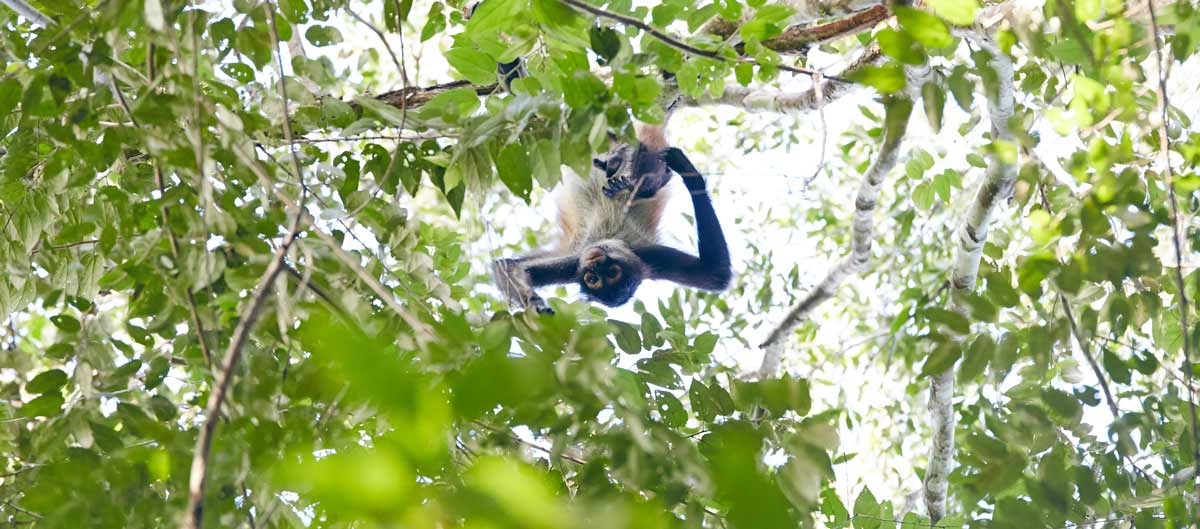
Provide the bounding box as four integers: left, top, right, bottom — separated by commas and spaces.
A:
663, 147, 706, 193
491, 258, 554, 314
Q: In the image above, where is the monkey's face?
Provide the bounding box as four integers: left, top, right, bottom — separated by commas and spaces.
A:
577, 242, 645, 307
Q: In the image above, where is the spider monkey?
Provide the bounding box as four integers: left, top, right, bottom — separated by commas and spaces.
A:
492, 124, 732, 313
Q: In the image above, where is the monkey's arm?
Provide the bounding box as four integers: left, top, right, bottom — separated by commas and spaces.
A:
492, 253, 577, 314
634, 148, 733, 291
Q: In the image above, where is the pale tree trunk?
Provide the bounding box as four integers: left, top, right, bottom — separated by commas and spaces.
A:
923, 34, 1016, 522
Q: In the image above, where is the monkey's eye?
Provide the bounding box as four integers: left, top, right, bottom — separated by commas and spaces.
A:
583, 271, 602, 290
605, 264, 622, 281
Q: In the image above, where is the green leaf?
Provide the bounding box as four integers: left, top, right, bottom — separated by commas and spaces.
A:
894, 7, 954, 48
415, 87, 482, 122
733, 375, 811, 417
877, 28, 927, 65
947, 64, 974, 110
735, 62, 754, 86
850, 64, 907, 94
147, 395, 178, 421
924, 307, 970, 334
26, 369, 68, 394
496, 143, 533, 200
1075, 0, 1101, 21
927, 0, 980, 25
921, 341, 962, 376
21, 393, 64, 418
144, 356, 171, 390
689, 379, 716, 422
853, 487, 881, 529
446, 46, 498, 85
305, 25, 343, 47
693, 332, 718, 363
912, 181, 934, 210
89, 421, 124, 451
655, 391, 688, 427
322, 98, 356, 128
355, 95, 410, 127
0, 79, 23, 118
641, 312, 663, 347
610, 320, 642, 354
589, 25, 621, 65
1102, 348, 1131, 384
958, 334, 995, 382
221, 62, 256, 84
1040, 388, 1083, 425
50, 314, 81, 332
117, 403, 169, 440
922, 80, 946, 132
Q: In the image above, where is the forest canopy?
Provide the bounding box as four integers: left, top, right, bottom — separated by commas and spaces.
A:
0, 0, 1198, 528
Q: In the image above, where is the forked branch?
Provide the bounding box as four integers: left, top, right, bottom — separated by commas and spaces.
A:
756, 63, 925, 374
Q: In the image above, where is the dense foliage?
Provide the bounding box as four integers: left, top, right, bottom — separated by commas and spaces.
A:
0, 0, 1198, 528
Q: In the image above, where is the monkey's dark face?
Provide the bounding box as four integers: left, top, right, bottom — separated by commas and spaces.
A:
577, 243, 646, 307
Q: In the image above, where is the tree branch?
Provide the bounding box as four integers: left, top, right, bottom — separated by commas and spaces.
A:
687, 45, 882, 112
180, 227, 300, 529
1058, 293, 1157, 484
358, 7, 893, 116
0, 0, 52, 27
1147, 0, 1200, 488
923, 34, 1016, 523
558, 0, 845, 79
757, 63, 924, 368
181, 7, 308, 529
364, 80, 498, 113
711, 5, 890, 54
765, 5, 890, 52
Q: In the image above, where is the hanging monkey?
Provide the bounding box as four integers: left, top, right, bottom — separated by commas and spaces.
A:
492, 123, 732, 313
467, 0, 732, 312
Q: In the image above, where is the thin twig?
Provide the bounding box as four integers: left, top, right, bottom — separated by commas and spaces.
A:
1147, 0, 1200, 486
180, 6, 311, 529
346, 7, 405, 82
1058, 292, 1156, 484
804, 71, 829, 185
113, 60, 215, 370
292, 133, 442, 144
265, 4, 307, 206
470, 420, 587, 464
1053, 0, 1099, 72
28, 239, 100, 255
1, 500, 41, 520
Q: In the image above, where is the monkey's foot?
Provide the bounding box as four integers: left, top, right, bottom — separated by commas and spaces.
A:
602, 175, 636, 198
525, 293, 553, 315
